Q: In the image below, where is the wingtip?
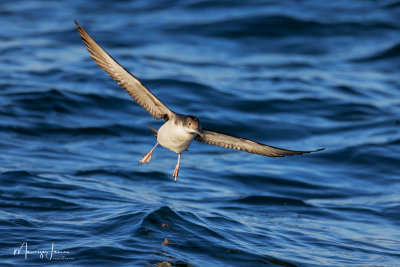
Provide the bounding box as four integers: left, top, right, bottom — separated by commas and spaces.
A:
74, 20, 84, 32
289, 147, 325, 156
304, 148, 324, 154
74, 20, 82, 33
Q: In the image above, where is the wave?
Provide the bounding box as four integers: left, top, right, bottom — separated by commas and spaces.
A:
4, 88, 135, 115
232, 195, 311, 206
165, 14, 397, 39
1, 1, 400, 265
352, 42, 400, 62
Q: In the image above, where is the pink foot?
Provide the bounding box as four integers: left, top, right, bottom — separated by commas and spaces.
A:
173, 165, 179, 182
172, 153, 181, 183
139, 151, 153, 164
139, 143, 158, 164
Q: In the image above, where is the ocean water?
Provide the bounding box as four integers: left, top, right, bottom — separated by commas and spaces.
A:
1, 0, 399, 266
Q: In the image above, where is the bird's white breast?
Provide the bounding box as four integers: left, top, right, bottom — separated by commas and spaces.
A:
157, 120, 195, 154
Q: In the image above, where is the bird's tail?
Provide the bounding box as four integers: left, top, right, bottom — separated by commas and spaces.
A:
147, 125, 158, 136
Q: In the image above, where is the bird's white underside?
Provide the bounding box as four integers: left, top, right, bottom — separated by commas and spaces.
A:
157, 119, 196, 154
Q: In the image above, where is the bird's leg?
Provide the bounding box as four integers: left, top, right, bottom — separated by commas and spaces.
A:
139, 143, 159, 164
173, 153, 181, 182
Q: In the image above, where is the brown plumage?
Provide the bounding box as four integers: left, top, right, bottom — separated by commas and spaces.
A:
195, 129, 324, 157
75, 21, 324, 181
75, 20, 172, 121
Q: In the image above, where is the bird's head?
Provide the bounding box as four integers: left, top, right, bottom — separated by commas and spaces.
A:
184, 115, 203, 137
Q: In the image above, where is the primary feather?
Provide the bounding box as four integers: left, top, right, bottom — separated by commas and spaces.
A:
75, 20, 173, 121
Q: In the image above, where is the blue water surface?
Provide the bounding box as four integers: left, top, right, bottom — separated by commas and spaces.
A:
0, 0, 400, 266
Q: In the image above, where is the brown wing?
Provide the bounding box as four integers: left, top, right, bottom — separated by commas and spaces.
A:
75, 20, 173, 120
195, 129, 324, 157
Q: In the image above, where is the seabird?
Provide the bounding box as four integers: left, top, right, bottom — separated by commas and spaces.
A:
75, 21, 324, 182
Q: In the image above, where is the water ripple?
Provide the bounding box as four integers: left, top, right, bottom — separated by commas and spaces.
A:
1, 0, 399, 266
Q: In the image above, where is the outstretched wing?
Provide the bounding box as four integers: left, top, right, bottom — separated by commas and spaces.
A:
75, 20, 173, 120
195, 129, 324, 157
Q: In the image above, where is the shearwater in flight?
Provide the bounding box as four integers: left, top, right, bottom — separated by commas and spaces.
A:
75, 21, 324, 182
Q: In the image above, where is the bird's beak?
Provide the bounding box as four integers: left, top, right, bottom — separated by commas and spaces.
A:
193, 129, 203, 138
